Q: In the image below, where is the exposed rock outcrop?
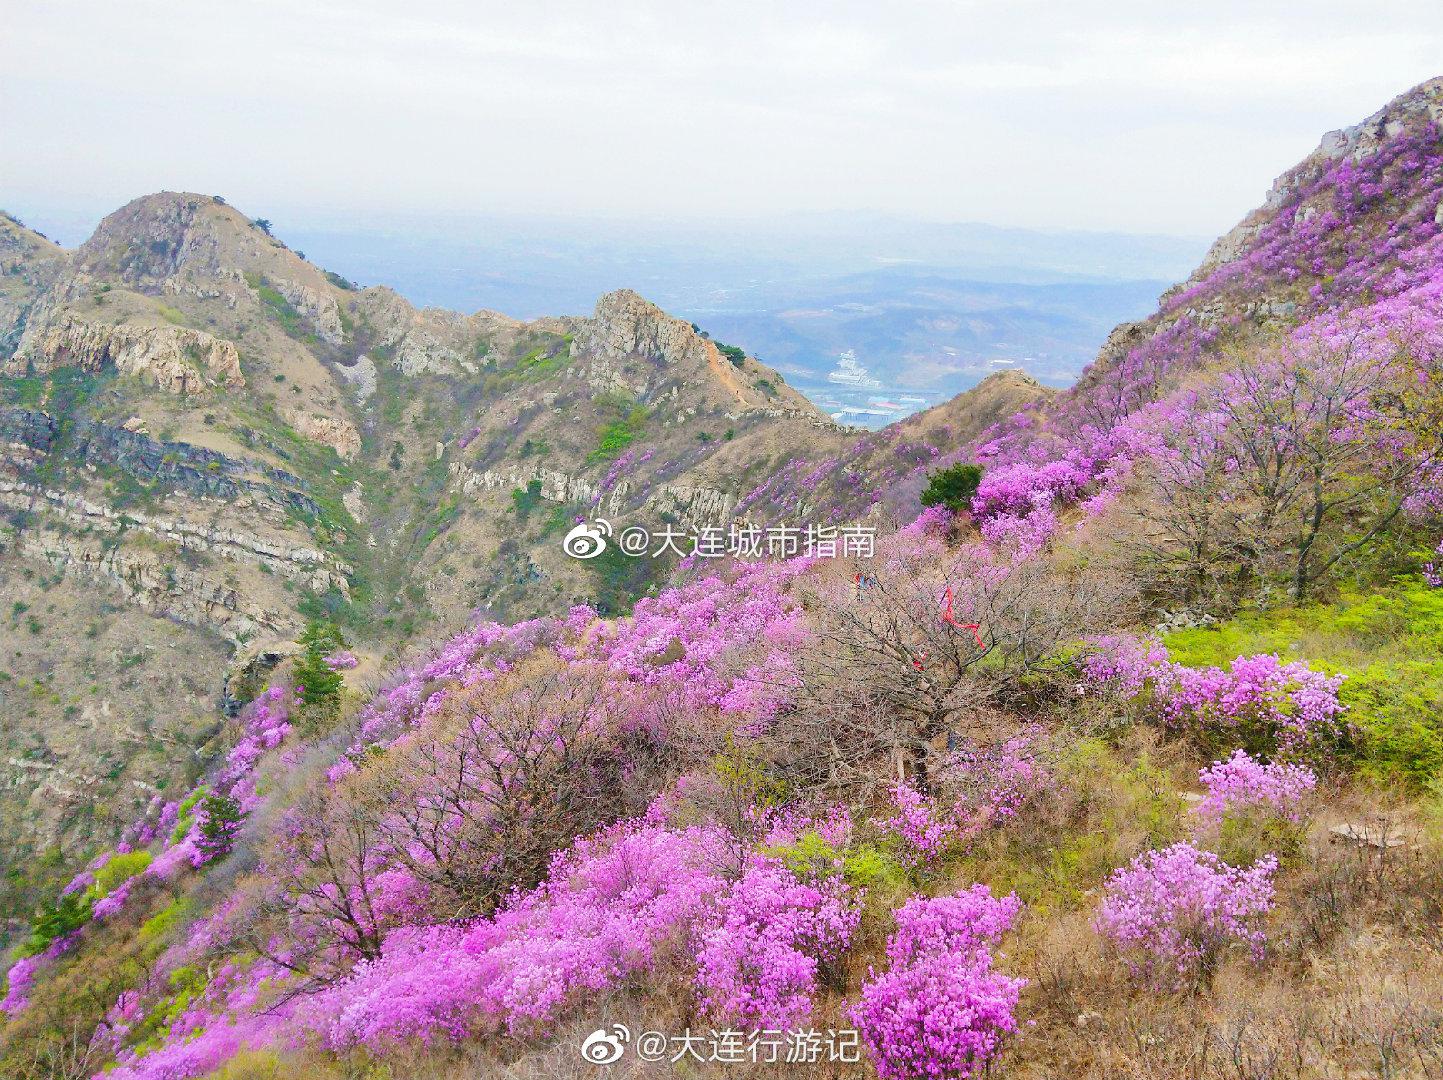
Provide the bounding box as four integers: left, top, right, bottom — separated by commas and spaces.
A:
0, 406, 322, 515
573, 289, 835, 422
1199, 76, 1443, 277
286, 408, 361, 460
9, 314, 244, 393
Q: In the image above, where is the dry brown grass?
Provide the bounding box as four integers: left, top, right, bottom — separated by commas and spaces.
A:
1001, 818, 1443, 1080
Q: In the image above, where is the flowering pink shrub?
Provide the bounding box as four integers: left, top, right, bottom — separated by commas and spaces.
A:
322, 650, 359, 671
885, 886, 1023, 966
86, 561, 826, 1074
299, 821, 734, 1049
1080, 634, 1171, 695
105, 959, 294, 1080
971, 458, 1088, 519
1426, 540, 1443, 587
694, 861, 860, 1029
1083, 637, 1348, 758
898, 504, 954, 537
0, 685, 300, 1019
1096, 842, 1277, 987
943, 731, 1050, 823
880, 782, 957, 865
851, 887, 1025, 1080
91, 882, 132, 920
0, 934, 75, 1016
1193, 750, 1317, 827
0, 953, 40, 1016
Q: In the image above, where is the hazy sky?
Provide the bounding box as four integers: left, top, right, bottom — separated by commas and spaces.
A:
4, 1, 1441, 240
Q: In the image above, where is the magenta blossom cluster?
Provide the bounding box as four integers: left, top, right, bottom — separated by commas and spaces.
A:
1193, 750, 1317, 827
851, 886, 1026, 1080
1083, 636, 1348, 758
322, 651, 359, 671
1096, 842, 1277, 988
0, 934, 74, 1016
105, 958, 296, 1080
943, 730, 1051, 823
880, 782, 958, 866
1425, 540, 1443, 587
297, 813, 862, 1051
297, 820, 735, 1050
880, 735, 1051, 867
92, 562, 821, 1075
694, 860, 860, 1029
0, 686, 301, 1018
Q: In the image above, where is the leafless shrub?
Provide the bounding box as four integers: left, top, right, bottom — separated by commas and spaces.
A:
1127, 330, 1443, 604
367, 655, 679, 920
788, 543, 1131, 794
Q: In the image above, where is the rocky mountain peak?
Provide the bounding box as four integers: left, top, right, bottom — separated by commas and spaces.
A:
1197, 76, 1443, 278
74, 192, 340, 311
576, 288, 832, 421
580, 288, 710, 366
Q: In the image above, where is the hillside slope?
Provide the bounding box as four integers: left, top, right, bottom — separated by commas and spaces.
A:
3, 78, 1442, 1080
0, 195, 856, 924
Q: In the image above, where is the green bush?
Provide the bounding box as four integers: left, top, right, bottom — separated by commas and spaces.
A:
511, 479, 543, 518
716, 342, 747, 367
196, 793, 242, 862
294, 620, 346, 710
91, 850, 152, 897
920, 463, 983, 513
24, 892, 92, 955
1165, 579, 1443, 787
138, 897, 196, 946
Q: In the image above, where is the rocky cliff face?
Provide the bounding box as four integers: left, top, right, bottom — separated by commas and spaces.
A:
0, 192, 880, 895
11, 314, 245, 392
1198, 76, 1443, 277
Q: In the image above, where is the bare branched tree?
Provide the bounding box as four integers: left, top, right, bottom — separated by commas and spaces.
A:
368, 655, 677, 920
1130, 329, 1443, 601
788, 540, 1130, 793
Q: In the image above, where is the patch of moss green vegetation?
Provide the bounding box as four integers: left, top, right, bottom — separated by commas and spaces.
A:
478, 332, 573, 395
2, 366, 107, 416
586, 541, 669, 616
243, 271, 312, 341
123, 963, 213, 1057
510, 479, 543, 518
3, 374, 49, 407
588, 392, 647, 463
371, 355, 408, 426
959, 739, 1183, 913
1165, 576, 1443, 787
90, 851, 152, 897
138, 897, 195, 951
420, 493, 462, 548
228, 405, 357, 533
171, 786, 209, 844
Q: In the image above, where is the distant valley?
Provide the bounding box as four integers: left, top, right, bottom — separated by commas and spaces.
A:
253, 213, 1205, 426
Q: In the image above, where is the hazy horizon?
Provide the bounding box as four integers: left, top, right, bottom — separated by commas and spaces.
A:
4, 2, 1441, 239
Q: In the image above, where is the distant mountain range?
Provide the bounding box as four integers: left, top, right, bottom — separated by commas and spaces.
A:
274, 213, 1205, 425
16, 205, 1205, 426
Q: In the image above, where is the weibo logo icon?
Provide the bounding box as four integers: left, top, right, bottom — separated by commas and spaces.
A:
562, 519, 611, 559
579, 1023, 629, 1064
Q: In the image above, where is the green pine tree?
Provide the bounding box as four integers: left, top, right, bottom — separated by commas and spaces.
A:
293, 619, 346, 710
920, 463, 984, 514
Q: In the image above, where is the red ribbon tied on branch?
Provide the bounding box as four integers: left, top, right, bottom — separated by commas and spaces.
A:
941, 587, 985, 649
